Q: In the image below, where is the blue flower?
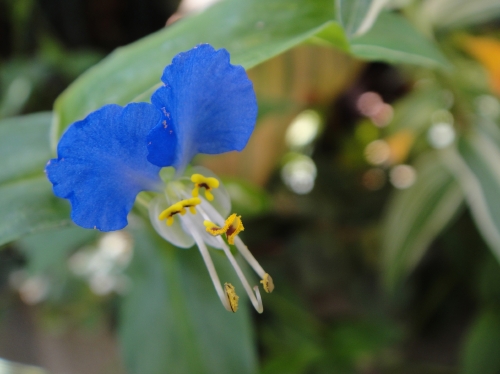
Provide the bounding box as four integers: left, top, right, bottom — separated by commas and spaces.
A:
46, 103, 162, 231
46, 44, 272, 313
147, 44, 257, 172
47, 44, 256, 232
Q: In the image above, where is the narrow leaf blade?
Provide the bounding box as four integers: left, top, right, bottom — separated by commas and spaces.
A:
337, 0, 373, 37
444, 128, 500, 261
382, 153, 463, 289
337, 0, 387, 38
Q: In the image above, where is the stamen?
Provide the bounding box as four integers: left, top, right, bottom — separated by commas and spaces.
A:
203, 220, 230, 236
233, 236, 267, 278
158, 201, 186, 226
197, 203, 271, 310
224, 283, 239, 312
204, 213, 244, 244
181, 197, 201, 214
215, 235, 263, 313
187, 222, 233, 312
158, 197, 201, 226
260, 273, 274, 293
226, 214, 244, 244
191, 174, 220, 201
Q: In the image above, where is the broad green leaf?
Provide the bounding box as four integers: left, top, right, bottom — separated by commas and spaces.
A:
0, 113, 70, 246
336, 0, 388, 38
18, 226, 97, 275
350, 12, 450, 68
460, 309, 500, 374
443, 127, 500, 262
0, 112, 52, 184
53, 0, 348, 142
120, 225, 257, 374
382, 153, 463, 289
0, 176, 70, 246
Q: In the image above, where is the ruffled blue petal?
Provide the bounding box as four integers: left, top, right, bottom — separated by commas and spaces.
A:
147, 44, 257, 172
46, 103, 162, 231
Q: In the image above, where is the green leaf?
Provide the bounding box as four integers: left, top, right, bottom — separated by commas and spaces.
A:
422, 0, 500, 29
17, 226, 97, 275
336, 0, 388, 38
382, 153, 463, 289
0, 113, 70, 246
385, 85, 450, 136
120, 224, 257, 374
350, 12, 450, 68
337, 0, 372, 37
0, 112, 53, 184
461, 309, 500, 374
53, 0, 348, 142
444, 127, 500, 262
0, 177, 70, 246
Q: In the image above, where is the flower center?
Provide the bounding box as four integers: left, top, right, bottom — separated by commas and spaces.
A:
153, 171, 274, 313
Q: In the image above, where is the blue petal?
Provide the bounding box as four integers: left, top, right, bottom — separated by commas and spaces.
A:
147, 44, 258, 171
46, 103, 162, 231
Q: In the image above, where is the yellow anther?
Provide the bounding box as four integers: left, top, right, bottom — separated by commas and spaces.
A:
158, 197, 201, 226
224, 283, 239, 312
181, 197, 201, 214
204, 213, 244, 244
203, 220, 226, 235
158, 201, 186, 226
226, 214, 244, 244
260, 273, 274, 293
191, 173, 220, 201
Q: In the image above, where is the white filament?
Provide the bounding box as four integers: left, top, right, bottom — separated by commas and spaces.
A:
198, 199, 266, 277
233, 236, 266, 279
188, 225, 232, 312
197, 204, 264, 313
216, 235, 263, 313
152, 175, 268, 313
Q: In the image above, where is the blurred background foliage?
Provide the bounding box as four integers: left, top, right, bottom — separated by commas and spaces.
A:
1, 0, 500, 373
